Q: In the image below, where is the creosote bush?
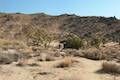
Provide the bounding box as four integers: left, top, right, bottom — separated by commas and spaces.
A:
61, 33, 84, 49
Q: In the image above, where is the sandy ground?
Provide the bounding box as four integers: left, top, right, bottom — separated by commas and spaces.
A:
0, 57, 119, 80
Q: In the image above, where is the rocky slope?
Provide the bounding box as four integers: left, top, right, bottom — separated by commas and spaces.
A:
0, 13, 120, 41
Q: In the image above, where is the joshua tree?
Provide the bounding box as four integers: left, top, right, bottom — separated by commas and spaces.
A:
27, 28, 52, 48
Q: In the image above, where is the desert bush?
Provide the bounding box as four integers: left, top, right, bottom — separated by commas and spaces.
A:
83, 48, 106, 60
102, 61, 120, 74
90, 38, 101, 48
55, 57, 73, 68
61, 33, 84, 49
27, 28, 52, 48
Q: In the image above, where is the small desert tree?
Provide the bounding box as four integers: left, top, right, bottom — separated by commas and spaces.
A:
27, 28, 52, 48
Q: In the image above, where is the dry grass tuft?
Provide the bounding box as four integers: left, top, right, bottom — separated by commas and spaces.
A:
56, 57, 73, 68
102, 61, 120, 74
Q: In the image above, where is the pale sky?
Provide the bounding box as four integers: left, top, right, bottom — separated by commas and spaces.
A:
0, 0, 120, 18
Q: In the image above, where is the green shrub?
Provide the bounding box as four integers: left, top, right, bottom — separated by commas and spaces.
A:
61, 33, 84, 49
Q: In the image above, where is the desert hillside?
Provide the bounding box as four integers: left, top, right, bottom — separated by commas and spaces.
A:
0, 13, 120, 41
